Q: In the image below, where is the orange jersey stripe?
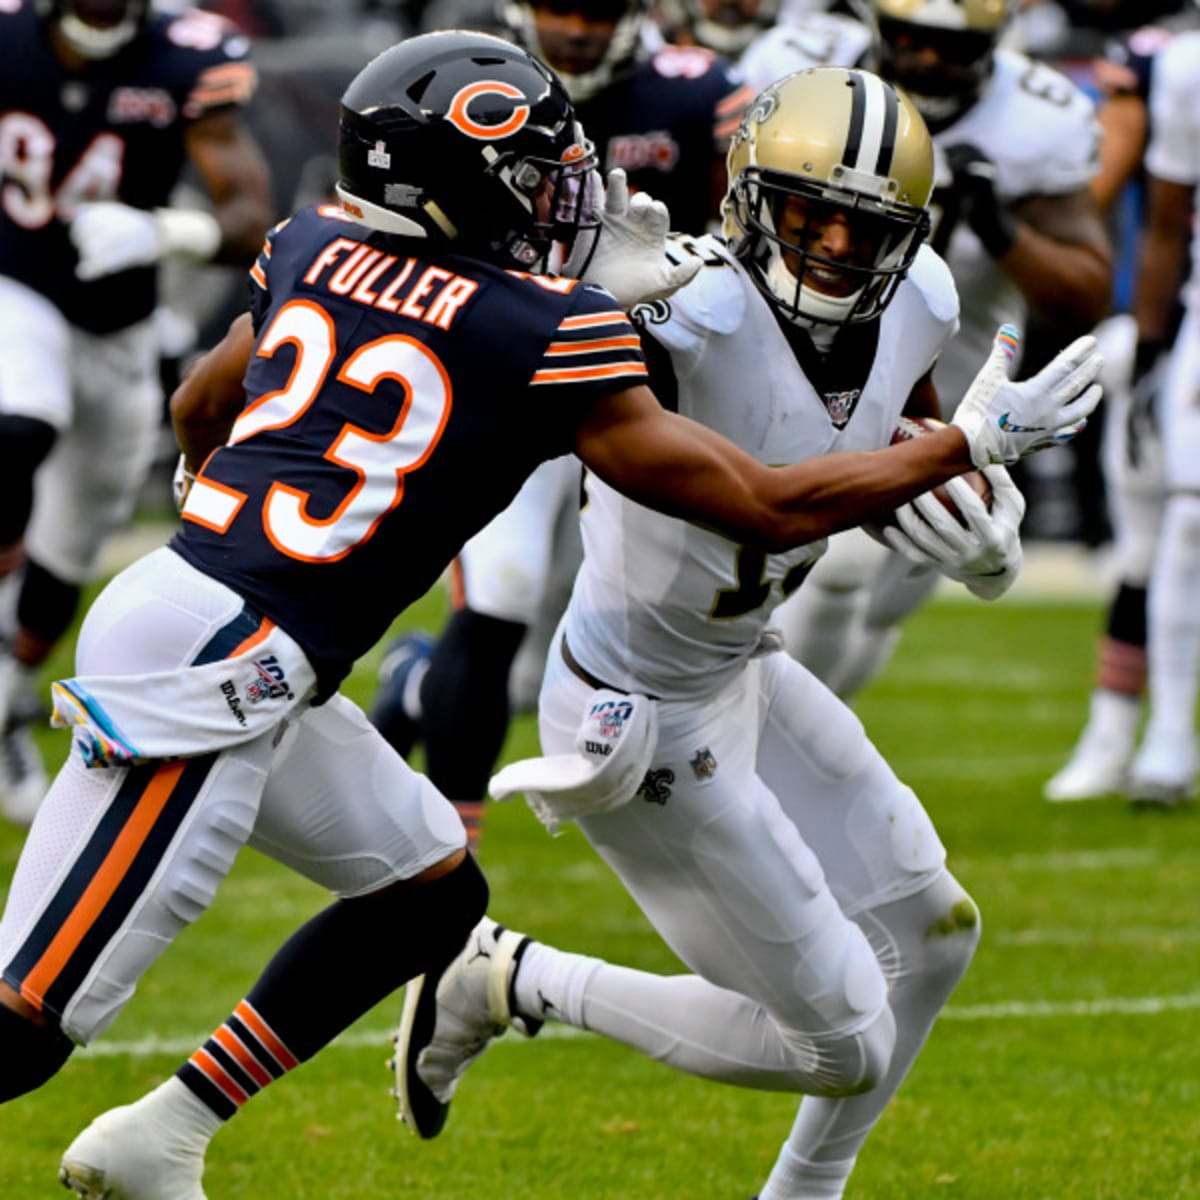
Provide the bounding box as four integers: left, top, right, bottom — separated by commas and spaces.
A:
716, 86, 755, 116
214, 1026, 273, 1088
192, 1047, 250, 1106
250, 262, 267, 288
531, 362, 648, 384
545, 336, 642, 356
558, 312, 629, 330
449, 558, 466, 611
235, 1000, 299, 1070
20, 760, 187, 1009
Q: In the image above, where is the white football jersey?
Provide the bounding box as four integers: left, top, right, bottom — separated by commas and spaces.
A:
737, 11, 873, 93
928, 50, 1101, 403
562, 236, 959, 701
731, 26, 1100, 406
1145, 30, 1200, 310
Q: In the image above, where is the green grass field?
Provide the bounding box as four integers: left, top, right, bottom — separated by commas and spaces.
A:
1, 586, 1198, 1199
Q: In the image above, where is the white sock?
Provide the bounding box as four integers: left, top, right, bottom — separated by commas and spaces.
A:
759, 1147, 856, 1200
1146, 494, 1200, 741
143, 1076, 225, 1148
513, 941, 602, 1029
402, 658, 429, 722
1081, 689, 1141, 754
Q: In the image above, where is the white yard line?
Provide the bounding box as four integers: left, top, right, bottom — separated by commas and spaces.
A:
76, 990, 1200, 1060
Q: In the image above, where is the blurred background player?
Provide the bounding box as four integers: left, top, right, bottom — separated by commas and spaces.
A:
1043, 6, 1199, 801
746, 0, 1112, 698
370, 0, 754, 847
1122, 27, 1200, 806
394, 68, 1101, 1200
0, 0, 272, 825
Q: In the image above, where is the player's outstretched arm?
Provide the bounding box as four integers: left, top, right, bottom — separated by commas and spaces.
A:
950, 324, 1103, 468
579, 331, 1102, 552
575, 384, 980, 552
170, 313, 256, 477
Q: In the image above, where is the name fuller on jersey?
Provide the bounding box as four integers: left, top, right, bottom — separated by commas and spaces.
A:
301, 233, 480, 331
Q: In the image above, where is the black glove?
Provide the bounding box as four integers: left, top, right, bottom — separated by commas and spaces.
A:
1126, 337, 1164, 467
944, 142, 1018, 259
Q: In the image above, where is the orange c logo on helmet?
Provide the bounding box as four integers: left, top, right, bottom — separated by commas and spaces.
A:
446, 81, 531, 140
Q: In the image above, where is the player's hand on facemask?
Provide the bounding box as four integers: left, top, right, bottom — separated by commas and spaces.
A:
70, 202, 222, 281
882, 464, 1025, 601
567, 168, 702, 310
951, 323, 1103, 467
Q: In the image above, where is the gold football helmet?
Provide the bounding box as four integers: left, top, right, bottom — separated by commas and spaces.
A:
869, 0, 1016, 128
723, 67, 933, 327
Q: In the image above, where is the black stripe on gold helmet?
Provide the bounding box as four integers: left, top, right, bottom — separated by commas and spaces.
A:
723, 67, 933, 328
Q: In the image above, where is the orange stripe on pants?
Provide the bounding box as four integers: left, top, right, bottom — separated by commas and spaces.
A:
20, 759, 187, 1011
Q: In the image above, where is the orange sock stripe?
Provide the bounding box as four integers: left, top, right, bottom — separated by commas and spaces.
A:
235, 1000, 299, 1071
191, 1047, 250, 1107
214, 1025, 274, 1088
20, 760, 187, 1010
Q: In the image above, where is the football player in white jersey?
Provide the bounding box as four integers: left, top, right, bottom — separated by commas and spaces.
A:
1122, 29, 1200, 805
744, 0, 1113, 698
393, 68, 1103, 1200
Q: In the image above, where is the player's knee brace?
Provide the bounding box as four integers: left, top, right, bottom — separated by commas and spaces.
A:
0, 1003, 75, 1102
18, 559, 83, 649
0, 416, 57, 547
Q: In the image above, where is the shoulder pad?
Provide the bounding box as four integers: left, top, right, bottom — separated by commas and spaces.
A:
740, 13, 872, 93
660, 234, 745, 336
904, 245, 960, 331
950, 52, 1100, 196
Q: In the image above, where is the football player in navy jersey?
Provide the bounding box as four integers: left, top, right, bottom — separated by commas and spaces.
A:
0, 33, 1099, 1197
368, 0, 756, 850
0, 0, 272, 826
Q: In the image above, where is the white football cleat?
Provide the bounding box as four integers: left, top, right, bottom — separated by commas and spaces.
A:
391, 916, 540, 1139
60, 1079, 215, 1200
1043, 741, 1129, 802
1125, 727, 1197, 809
0, 722, 48, 827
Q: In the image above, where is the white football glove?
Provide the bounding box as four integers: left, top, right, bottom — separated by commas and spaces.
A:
566, 168, 702, 309
882, 464, 1025, 601
951, 323, 1103, 467
70, 202, 221, 281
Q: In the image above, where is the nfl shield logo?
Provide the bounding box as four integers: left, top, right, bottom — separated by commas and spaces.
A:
689, 747, 718, 780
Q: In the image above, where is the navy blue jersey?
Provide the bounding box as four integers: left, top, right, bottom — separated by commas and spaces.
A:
172, 206, 648, 697
0, 1, 256, 333
577, 45, 752, 234
1100, 24, 1179, 102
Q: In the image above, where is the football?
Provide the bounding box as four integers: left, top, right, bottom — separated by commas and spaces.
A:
883, 415, 993, 527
